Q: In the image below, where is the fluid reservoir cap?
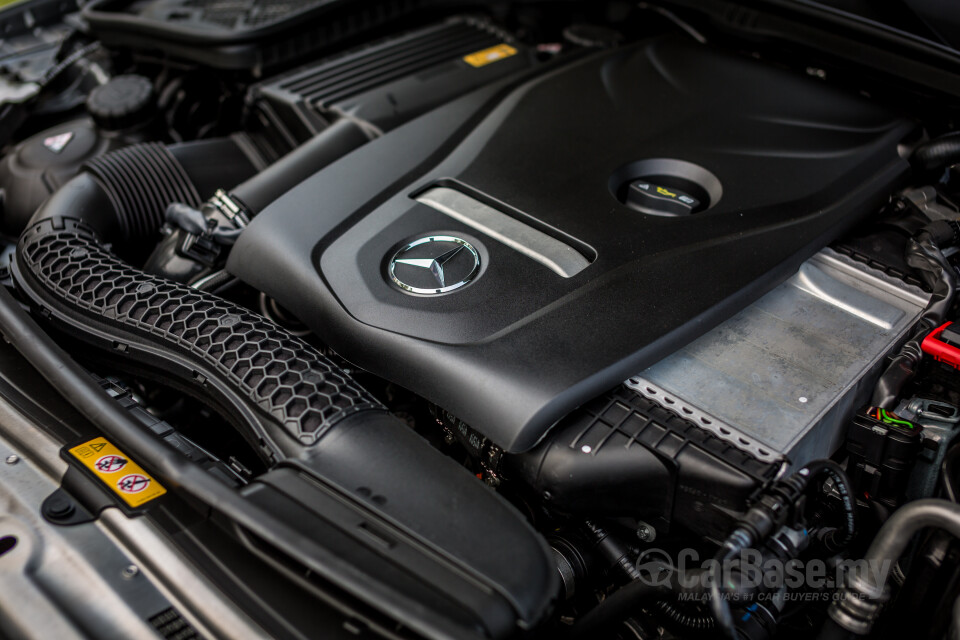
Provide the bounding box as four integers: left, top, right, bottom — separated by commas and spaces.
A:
87, 75, 155, 132
627, 180, 701, 216
611, 159, 721, 216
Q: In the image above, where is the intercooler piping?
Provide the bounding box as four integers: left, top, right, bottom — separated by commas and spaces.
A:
912, 132, 960, 172
228, 118, 372, 217
825, 499, 960, 637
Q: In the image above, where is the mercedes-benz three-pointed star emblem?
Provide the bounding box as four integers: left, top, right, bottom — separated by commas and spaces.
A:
388, 236, 481, 294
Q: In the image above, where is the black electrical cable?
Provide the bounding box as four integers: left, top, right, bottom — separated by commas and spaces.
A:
584, 520, 643, 581
796, 459, 857, 550
707, 459, 857, 635
40, 41, 102, 86
654, 599, 716, 631
708, 544, 739, 639
908, 221, 960, 324
567, 459, 855, 638
872, 220, 959, 408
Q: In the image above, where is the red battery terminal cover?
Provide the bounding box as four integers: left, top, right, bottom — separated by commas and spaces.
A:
922, 321, 960, 370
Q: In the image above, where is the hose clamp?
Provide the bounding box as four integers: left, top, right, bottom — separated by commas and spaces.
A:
209, 189, 251, 228
827, 576, 889, 636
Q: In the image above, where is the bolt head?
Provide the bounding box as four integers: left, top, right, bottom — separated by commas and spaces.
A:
636, 524, 656, 542
5, 455, 18, 465
121, 565, 139, 579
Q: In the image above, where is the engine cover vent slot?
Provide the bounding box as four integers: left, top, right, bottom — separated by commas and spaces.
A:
248, 17, 533, 151
415, 185, 594, 278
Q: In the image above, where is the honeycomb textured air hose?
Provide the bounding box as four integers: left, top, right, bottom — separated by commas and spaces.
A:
14, 217, 383, 451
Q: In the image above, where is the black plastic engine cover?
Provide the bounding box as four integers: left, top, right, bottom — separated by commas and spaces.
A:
230, 36, 916, 453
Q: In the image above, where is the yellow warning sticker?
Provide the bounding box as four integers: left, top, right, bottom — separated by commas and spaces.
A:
68, 438, 166, 508
463, 44, 518, 68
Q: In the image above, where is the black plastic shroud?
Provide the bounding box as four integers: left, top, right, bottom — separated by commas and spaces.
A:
230, 36, 917, 453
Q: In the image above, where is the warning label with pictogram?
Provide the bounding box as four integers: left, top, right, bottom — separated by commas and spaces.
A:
95, 455, 127, 473
117, 474, 151, 494
68, 438, 166, 507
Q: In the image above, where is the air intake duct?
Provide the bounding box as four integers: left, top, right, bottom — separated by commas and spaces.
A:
12, 217, 558, 637
28, 136, 260, 258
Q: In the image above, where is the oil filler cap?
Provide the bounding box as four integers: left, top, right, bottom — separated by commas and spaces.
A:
627, 180, 701, 216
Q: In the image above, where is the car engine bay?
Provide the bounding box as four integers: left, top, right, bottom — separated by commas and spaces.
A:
2, 1, 960, 639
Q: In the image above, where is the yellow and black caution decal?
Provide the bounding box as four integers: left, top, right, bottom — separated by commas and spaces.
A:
463, 44, 518, 68
68, 437, 166, 508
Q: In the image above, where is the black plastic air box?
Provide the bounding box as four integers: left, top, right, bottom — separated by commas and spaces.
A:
83, 0, 431, 70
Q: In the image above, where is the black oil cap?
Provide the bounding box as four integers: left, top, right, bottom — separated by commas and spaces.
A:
626, 179, 701, 216
87, 75, 155, 132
